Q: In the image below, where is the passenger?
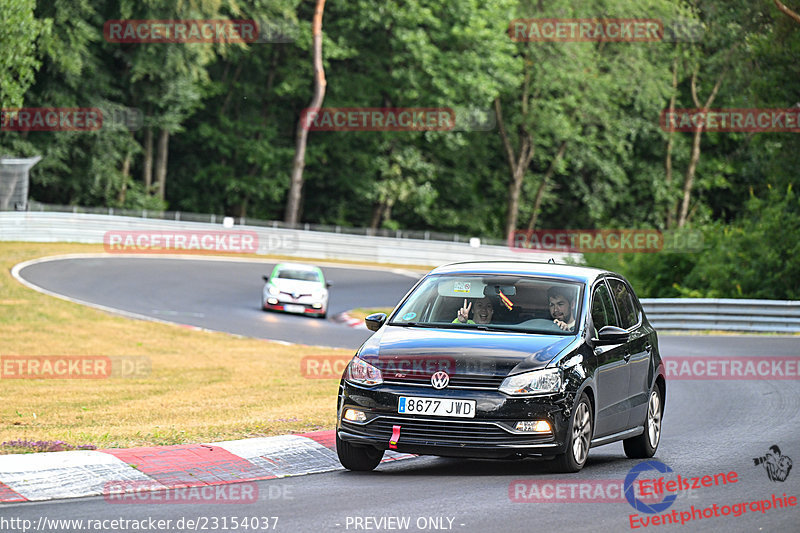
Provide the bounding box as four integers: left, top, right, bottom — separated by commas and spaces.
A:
454, 297, 494, 324
548, 286, 576, 331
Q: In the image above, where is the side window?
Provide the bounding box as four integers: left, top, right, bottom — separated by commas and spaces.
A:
607, 278, 639, 329
591, 283, 618, 333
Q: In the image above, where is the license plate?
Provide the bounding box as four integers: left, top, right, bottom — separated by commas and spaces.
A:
398, 396, 476, 418
284, 304, 305, 313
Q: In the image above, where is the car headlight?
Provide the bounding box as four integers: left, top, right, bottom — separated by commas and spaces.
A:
344, 358, 383, 386
500, 368, 562, 395
312, 289, 326, 300
267, 285, 280, 296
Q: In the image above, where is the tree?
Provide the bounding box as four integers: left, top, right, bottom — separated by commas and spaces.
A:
285, 0, 326, 224
0, 0, 50, 109
499, 0, 684, 236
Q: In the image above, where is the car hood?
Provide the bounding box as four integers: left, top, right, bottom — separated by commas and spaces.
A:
358, 325, 579, 377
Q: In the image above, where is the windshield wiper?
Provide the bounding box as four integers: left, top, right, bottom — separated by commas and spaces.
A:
474, 325, 524, 333
388, 322, 440, 328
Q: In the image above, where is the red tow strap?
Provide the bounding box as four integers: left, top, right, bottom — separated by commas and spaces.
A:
389, 425, 401, 449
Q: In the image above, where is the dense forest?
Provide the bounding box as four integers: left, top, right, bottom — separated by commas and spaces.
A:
1, 0, 798, 298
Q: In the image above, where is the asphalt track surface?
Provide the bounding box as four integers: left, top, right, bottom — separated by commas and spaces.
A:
18, 256, 422, 349
9, 256, 800, 532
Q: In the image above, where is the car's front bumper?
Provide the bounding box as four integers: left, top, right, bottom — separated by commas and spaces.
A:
262, 298, 326, 315
337, 380, 572, 458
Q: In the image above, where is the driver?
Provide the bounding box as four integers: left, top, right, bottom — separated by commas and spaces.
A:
454, 297, 494, 324
548, 286, 576, 331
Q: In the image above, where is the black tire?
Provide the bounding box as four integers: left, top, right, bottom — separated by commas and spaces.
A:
553, 392, 593, 473
336, 433, 384, 471
624, 385, 663, 459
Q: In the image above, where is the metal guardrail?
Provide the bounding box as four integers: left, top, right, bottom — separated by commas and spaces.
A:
1, 211, 796, 333
641, 299, 800, 333
23, 201, 509, 246
0, 211, 573, 266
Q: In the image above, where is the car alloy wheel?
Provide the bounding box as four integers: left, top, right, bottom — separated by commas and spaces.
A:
646, 390, 661, 449
554, 392, 592, 473
572, 401, 591, 464
623, 384, 663, 459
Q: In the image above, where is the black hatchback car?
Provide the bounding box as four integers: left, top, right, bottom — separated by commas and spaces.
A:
336, 261, 665, 472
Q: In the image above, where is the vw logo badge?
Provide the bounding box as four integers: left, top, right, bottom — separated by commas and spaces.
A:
431, 371, 450, 389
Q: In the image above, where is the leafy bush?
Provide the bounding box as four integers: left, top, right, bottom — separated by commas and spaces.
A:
581, 185, 799, 300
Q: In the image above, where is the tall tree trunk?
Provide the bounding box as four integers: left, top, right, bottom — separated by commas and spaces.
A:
370, 203, 384, 230
527, 140, 567, 231
677, 64, 727, 228
285, 0, 327, 224
154, 129, 169, 202
495, 98, 533, 238
665, 57, 678, 229
117, 151, 131, 204
679, 126, 703, 228
142, 127, 153, 192
496, 50, 535, 237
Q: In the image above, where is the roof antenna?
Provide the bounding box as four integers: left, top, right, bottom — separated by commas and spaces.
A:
548, 258, 555, 264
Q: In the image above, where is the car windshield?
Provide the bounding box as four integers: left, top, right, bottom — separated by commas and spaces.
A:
389, 274, 583, 334
276, 269, 320, 282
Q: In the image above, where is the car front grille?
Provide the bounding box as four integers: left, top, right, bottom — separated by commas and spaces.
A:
279, 291, 311, 299
382, 374, 506, 390
342, 416, 550, 447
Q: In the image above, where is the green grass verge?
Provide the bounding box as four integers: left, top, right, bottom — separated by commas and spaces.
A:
0, 242, 355, 453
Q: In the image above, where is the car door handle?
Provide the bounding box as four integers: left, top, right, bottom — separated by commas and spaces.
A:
644, 343, 652, 353
623, 352, 632, 362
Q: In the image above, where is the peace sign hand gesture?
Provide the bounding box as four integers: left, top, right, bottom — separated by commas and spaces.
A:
457, 299, 472, 323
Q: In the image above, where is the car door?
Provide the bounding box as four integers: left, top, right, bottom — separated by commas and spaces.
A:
590, 279, 631, 438
606, 277, 653, 430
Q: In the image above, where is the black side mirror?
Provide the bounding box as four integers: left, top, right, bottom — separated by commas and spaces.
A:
326, 281, 333, 288
594, 325, 629, 345
262, 275, 270, 282
365, 313, 387, 332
